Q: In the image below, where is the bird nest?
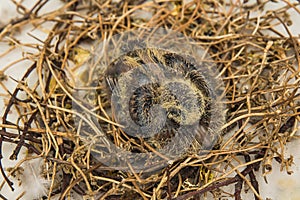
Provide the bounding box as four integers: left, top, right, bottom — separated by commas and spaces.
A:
0, 0, 299, 199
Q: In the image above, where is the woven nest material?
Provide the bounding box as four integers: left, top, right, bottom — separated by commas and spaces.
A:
0, 0, 300, 199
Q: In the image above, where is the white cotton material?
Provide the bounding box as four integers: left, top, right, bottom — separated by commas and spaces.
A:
21, 158, 50, 199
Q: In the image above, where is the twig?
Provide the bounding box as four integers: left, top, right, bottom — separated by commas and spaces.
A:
172, 160, 262, 200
